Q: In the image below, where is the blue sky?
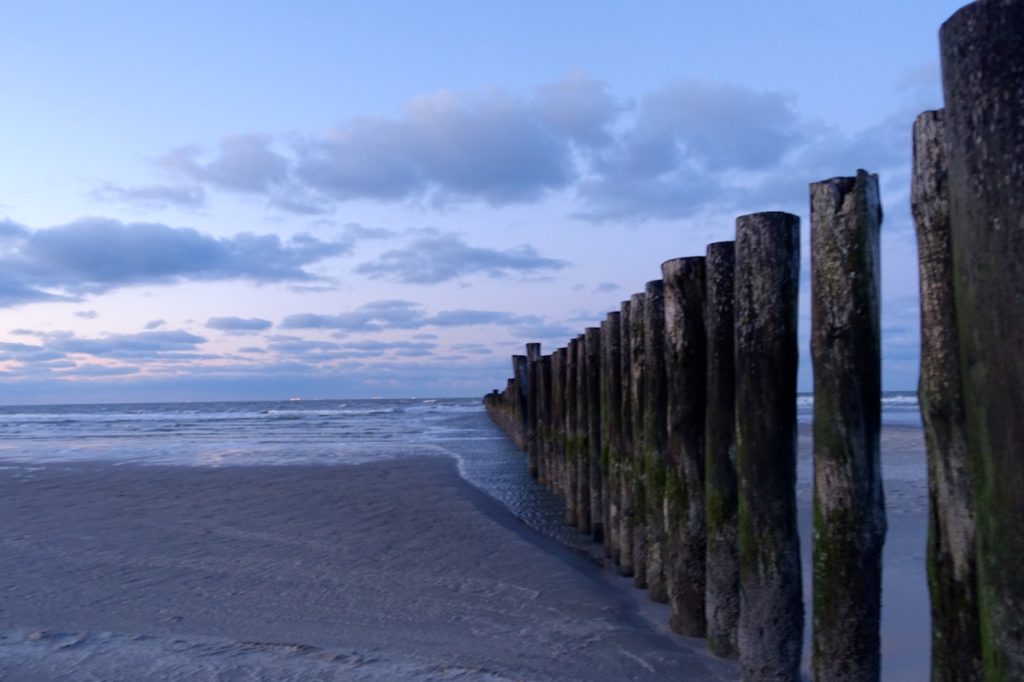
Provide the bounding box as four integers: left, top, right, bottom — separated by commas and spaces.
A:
0, 1, 964, 403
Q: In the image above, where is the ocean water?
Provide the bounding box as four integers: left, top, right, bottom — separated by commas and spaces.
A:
0, 391, 921, 466
0, 392, 927, 544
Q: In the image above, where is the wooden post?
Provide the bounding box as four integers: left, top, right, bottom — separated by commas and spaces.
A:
810, 171, 885, 681
585, 327, 604, 543
912, 110, 980, 682
662, 256, 708, 637
941, 4, 1024, 676
512, 354, 528, 450
538, 354, 553, 488
629, 292, 648, 588
601, 313, 623, 562
526, 343, 541, 479
618, 299, 636, 577
565, 338, 579, 526
642, 280, 669, 603
552, 348, 568, 497
735, 212, 802, 681
704, 241, 739, 659
575, 334, 592, 534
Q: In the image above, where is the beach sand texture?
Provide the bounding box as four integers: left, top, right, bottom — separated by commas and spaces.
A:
0, 458, 738, 681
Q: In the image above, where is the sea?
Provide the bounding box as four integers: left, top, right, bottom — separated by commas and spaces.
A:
0, 391, 930, 676
0, 392, 926, 534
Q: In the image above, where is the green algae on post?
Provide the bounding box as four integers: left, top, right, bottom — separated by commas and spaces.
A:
912, 109, 981, 682
704, 241, 739, 659
661, 256, 708, 637
628, 292, 649, 589
734, 212, 802, 681
810, 171, 885, 681
940, 2, 1024, 676
641, 280, 669, 604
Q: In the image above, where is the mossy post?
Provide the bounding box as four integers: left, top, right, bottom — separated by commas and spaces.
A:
618, 299, 636, 577
512, 354, 528, 450
565, 338, 579, 527
551, 348, 568, 498
810, 172, 885, 681
538, 354, 553, 489
629, 292, 648, 588
585, 327, 604, 543
913, 109, 980, 682
735, 212, 802, 681
642, 280, 669, 603
526, 343, 542, 479
941, 4, 1024, 676
662, 256, 708, 637
575, 334, 592, 535
704, 241, 739, 659
601, 313, 623, 563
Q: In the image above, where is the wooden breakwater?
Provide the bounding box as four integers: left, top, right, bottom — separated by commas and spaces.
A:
483, 2, 1021, 680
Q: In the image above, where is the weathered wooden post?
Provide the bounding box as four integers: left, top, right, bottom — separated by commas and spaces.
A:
662, 256, 708, 637
512, 354, 528, 450
585, 327, 604, 543
912, 109, 980, 682
618, 299, 636, 577
629, 292, 648, 588
552, 348, 568, 497
941, 4, 1024, 675
704, 241, 739, 659
735, 212, 802, 681
565, 338, 580, 526
601, 313, 623, 562
642, 280, 669, 603
526, 343, 541, 478
810, 171, 885, 681
538, 354, 553, 488
575, 334, 592, 534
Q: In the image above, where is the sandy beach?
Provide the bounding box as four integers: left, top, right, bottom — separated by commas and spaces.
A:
0, 457, 737, 681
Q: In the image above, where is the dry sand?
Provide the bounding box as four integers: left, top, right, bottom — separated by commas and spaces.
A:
0, 458, 738, 681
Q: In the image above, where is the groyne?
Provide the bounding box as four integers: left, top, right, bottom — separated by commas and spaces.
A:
484, 2, 1021, 679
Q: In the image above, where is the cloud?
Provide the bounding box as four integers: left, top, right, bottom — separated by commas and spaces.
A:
265, 335, 347, 358
532, 70, 619, 148
161, 134, 288, 194
428, 309, 528, 327
74, 310, 98, 319
205, 316, 273, 333
45, 330, 207, 359
155, 73, 618, 211
299, 88, 578, 206
92, 183, 206, 209
0, 330, 211, 374
282, 300, 427, 333
118, 73, 922, 225
145, 319, 167, 330
150, 76, 817, 221
281, 299, 558, 337
0, 341, 67, 363
340, 340, 436, 354
60, 365, 141, 377
450, 342, 492, 355
355, 230, 568, 284
0, 217, 356, 307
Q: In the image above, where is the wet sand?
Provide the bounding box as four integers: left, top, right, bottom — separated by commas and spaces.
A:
0, 458, 737, 681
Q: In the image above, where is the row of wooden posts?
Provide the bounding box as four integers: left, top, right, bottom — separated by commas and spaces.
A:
485, 2, 1023, 680
486, 179, 877, 680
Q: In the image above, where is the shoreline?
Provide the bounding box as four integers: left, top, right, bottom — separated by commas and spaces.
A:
0, 456, 737, 681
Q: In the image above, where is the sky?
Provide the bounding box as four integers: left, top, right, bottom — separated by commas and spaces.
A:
0, 1, 966, 404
